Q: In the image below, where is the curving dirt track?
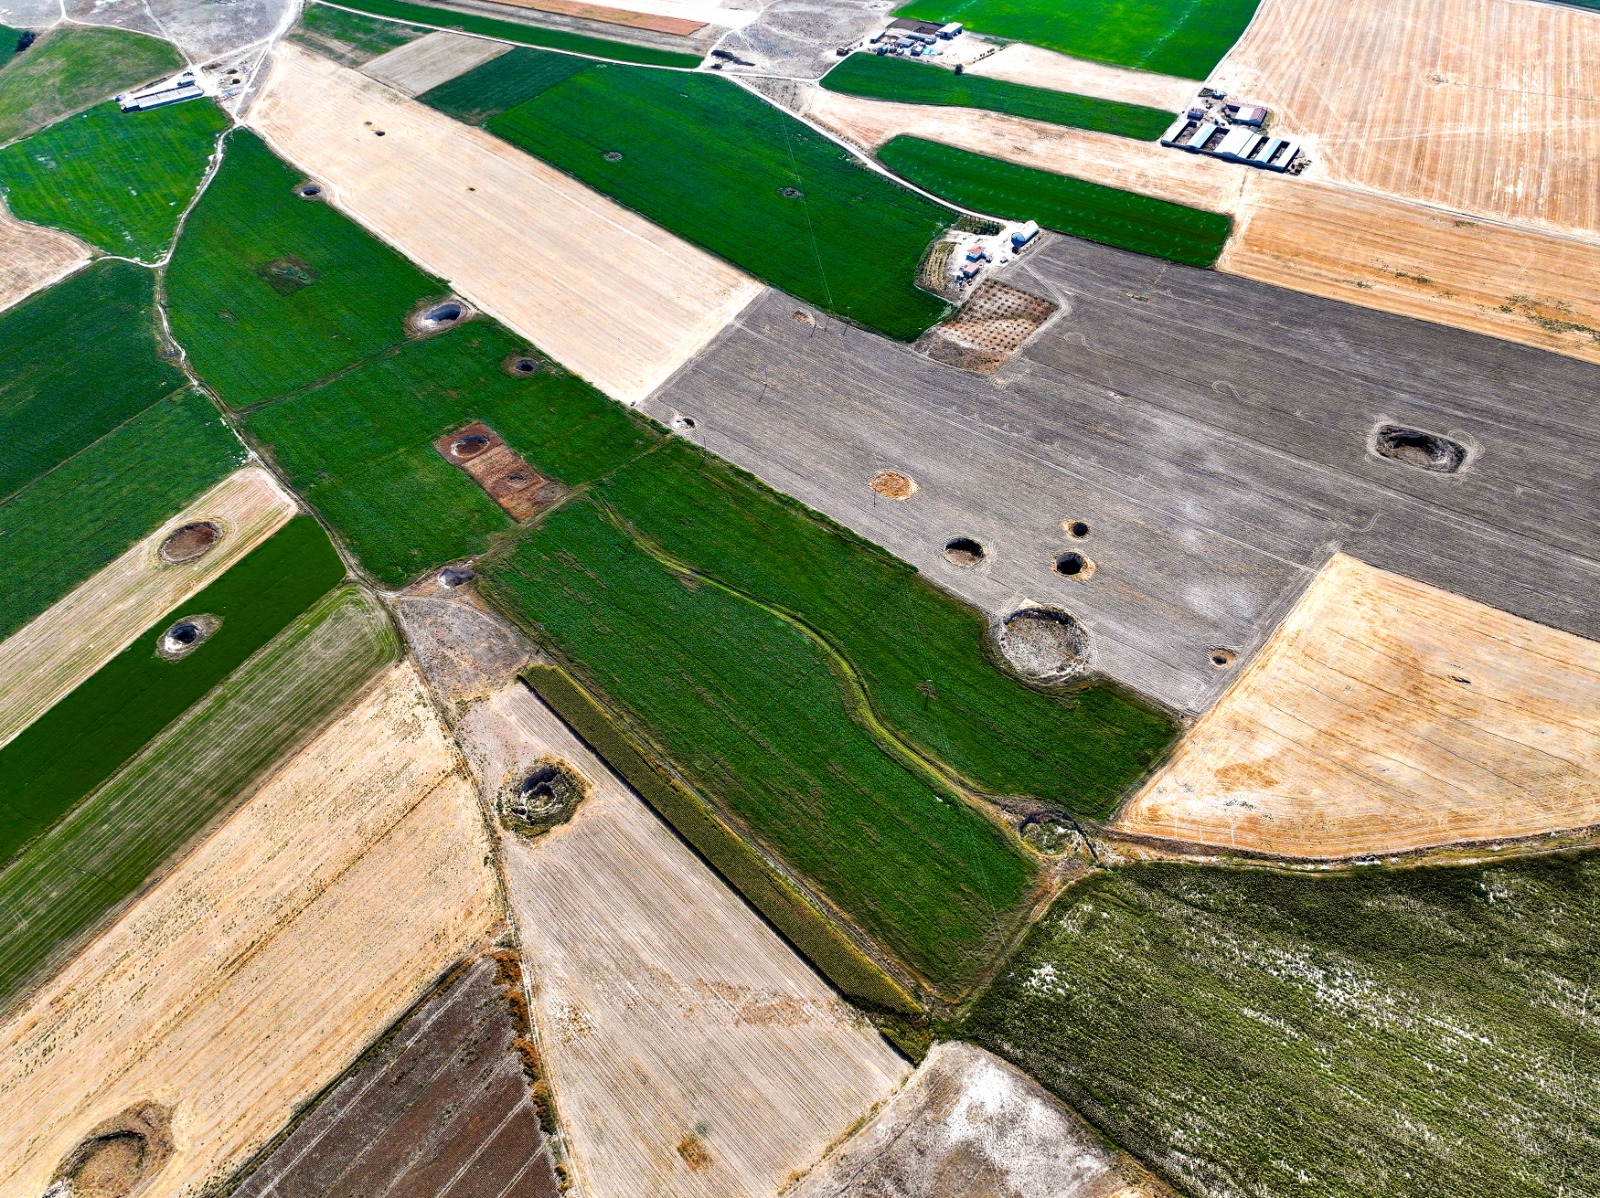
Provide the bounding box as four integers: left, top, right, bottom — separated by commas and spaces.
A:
0, 663, 500, 1198
0, 467, 299, 752
1114, 554, 1600, 860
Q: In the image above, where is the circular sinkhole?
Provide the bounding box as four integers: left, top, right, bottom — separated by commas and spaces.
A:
943, 536, 985, 567
51, 1104, 173, 1198
779, 186, 804, 199
156, 613, 220, 661
603, 150, 624, 162
1054, 551, 1095, 579
998, 607, 1090, 683
294, 181, 323, 200
869, 469, 917, 500
1371, 424, 1467, 473
1209, 648, 1237, 669
672, 415, 696, 432
410, 296, 474, 336
158, 520, 221, 564
1063, 519, 1090, 539
451, 432, 491, 460
501, 758, 586, 836
439, 564, 476, 588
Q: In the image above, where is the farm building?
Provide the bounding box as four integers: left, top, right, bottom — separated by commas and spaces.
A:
118, 73, 202, 111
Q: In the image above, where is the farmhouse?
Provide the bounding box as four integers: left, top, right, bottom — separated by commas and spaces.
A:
118, 72, 203, 111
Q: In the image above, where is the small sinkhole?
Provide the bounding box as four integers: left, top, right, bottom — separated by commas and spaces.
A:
943, 536, 985, 566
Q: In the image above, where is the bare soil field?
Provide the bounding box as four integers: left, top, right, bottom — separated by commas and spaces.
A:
250, 44, 765, 403
0, 202, 90, 315
485, 0, 705, 34
1115, 554, 1600, 859
360, 30, 512, 95
486, 684, 908, 1198
434, 422, 566, 521
1213, 0, 1600, 237
391, 582, 537, 704
969, 43, 1197, 111
803, 86, 1243, 214
0, 467, 298, 751
791, 1041, 1170, 1198
232, 955, 558, 1198
0, 662, 500, 1198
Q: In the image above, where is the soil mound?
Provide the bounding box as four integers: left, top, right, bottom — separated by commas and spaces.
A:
158, 521, 221, 564
870, 470, 917, 500
999, 607, 1089, 682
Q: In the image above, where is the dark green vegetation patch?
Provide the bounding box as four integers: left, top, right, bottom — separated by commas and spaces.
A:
525, 665, 917, 1013
0, 24, 26, 67
822, 53, 1172, 139
893, 0, 1261, 79
0, 25, 184, 146
289, 1, 429, 65
0, 260, 188, 500
419, 45, 591, 124
315, 0, 702, 67
481, 64, 954, 340
0, 517, 344, 867
167, 130, 441, 407
965, 856, 1600, 1198
879, 136, 1231, 267
0, 99, 227, 259
0, 392, 242, 641
0, 586, 396, 1013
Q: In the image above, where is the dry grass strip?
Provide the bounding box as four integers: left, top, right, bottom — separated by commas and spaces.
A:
483, 0, 705, 35
970, 43, 1197, 111
0, 466, 297, 751
0, 662, 500, 1197
358, 30, 512, 96
251, 43, 764, 404
0, 199, 90, 315
478, 684, 908, 1198
1114, 554, 1600, 860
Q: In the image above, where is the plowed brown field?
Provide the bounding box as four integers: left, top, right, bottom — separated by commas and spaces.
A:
0, 200, 90, 314
0, 663, 500, 1198
0, 467, 298, 750
1114, 554, 1600, 859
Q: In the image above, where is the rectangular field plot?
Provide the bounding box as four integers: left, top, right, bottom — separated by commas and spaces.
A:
0, 99, 227, 260
0, 26, 184, 145
963, 856, 1600, 1198
0, 517, 344, 866
877, 135, 1231, 267
418, 44, 590, 123
893, 0, 1259, 79
485, 65, 955, 340
0, 585, 397, 1012
166, 129, 442, 407
289, 0, 430, 66
0, 260, 188, 500
0, 391, 243, 642
821, 53, 1173, 140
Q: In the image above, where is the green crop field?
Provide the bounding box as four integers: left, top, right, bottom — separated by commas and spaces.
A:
317, 0, 702, 66
879, 135, 1231, 267
485, 65, 955, 340
289, 1, 428, 66
0, 26, 183, 146
0, 392, 242, 642
0, 517, 344, 867
419, 45, 590, 125
0, 585, 395, 1014
245, 323, 655, 585
964, 856, 1600, 1198
0, 99, 227, 259
0, 260, 188, 501
822, 53, 1173, 139
894, 0, 1261, 80
0, 25, 24, 67
167, 130, 441, 408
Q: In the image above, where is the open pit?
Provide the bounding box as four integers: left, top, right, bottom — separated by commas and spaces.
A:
998, 607, 1090, 683
502, 351, 548, 378
157, 521, 221, 565
408, 296, 473, 337
1055, 551, 1096, 579
501, 757, 586, 836
869, 470, 917, 500
943, 536, 985, 566
433, 422, 567, 522
50, 1104, 173, 1198
1372, 424, 1468, 473
293, 180, 323, 200
155, 613, 220, 662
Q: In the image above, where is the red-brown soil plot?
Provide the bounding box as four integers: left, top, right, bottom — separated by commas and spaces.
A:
435, 423, 566, 521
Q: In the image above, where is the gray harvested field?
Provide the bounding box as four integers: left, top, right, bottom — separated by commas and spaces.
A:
360, 30, 510, 95
646, 234, 1600, 713
231, 955, 558, 1198
712, 0, 887, 80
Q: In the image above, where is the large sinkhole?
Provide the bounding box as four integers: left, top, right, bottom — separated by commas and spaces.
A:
1372, 424, 1467, 473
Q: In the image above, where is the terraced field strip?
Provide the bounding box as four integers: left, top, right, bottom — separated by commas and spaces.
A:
821, 53, 1174, 139
493, 683, 909, 1198
0, 259, 188, 501
964, 855, 1600, 1198
893, 0, 1256, 78
968, 42, 1196, 111
804, 86, 1240, 216
0, 198, 88, 313
249, 44, 763, 404
0, 391, 245, 643
1115, 553, 1600, 858
0, 467, 296, 751
0, 26, 184, 146
1215, 0, 1600, 237
0, 98, 227, 259
315, 0, 703, 65
0, 585, 398, 1013
0, 517, 345, 866
878, 135, 1232, 267
481, 60, 955, 340
0, 661, 499, 1198
1221, 174, 1600, 366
